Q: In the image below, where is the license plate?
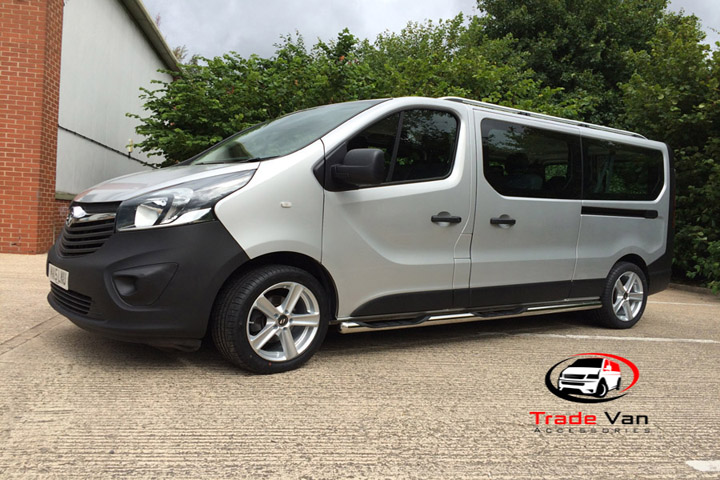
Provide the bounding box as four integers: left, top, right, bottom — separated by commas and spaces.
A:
48, 263, 69, 290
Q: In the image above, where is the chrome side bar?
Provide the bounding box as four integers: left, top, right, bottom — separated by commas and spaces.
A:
337, 301, 601, 334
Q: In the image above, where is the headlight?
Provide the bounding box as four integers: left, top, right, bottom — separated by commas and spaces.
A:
116, 170, 254, 231
587, 373, 599, 379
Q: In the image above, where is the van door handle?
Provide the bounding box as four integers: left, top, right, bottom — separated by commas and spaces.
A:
490, 217, 516, 226
431, 213, 462, 224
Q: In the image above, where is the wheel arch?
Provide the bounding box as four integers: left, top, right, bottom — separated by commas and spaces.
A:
614, 254, 649, 283
210, 251, 339, 332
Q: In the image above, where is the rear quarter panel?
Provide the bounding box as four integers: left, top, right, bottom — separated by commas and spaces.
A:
573, 138, 670, 282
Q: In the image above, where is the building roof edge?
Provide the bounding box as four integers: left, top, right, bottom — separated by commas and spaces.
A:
120, 0, 180, 72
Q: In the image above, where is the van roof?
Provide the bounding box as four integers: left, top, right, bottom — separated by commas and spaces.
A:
440, 96, 645, 140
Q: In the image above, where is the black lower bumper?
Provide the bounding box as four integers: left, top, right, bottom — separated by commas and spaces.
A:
647, 252, 672, 295
47, 220, 249, 349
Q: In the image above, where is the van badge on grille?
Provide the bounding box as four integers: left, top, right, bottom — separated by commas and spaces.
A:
66, 206, 88, 226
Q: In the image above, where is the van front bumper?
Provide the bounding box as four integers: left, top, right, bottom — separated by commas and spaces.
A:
47, 220, 249, 350
558, 379, 600, 395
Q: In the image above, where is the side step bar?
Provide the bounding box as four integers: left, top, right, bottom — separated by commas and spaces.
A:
337, 301, 601, 334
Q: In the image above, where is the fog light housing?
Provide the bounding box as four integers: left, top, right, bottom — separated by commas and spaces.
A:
112, 263, 178, 306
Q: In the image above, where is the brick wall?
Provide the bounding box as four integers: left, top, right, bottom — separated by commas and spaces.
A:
0, 0, 64, 254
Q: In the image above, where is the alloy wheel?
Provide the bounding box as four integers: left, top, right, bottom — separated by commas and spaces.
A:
611, 272, 644, 322
246, 282, 321, 362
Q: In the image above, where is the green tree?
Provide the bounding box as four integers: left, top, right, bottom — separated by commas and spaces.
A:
476, 0, 667, 124
357, 15, 575, 115
129, 17, 581, 164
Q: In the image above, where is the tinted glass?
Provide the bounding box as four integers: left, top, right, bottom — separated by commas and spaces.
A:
348, 109, 458, 184
481, 119, 581, 199
191, 100, 384, 165
347, 112, 400, 171
583, 138, 664, 200
570, 358, 603, 368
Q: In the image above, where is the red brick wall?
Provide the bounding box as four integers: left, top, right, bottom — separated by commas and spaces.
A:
53, 197, 69, 241
0, 0, 64, 254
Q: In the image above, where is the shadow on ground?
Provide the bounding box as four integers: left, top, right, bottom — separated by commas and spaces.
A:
48, 311, 600, 373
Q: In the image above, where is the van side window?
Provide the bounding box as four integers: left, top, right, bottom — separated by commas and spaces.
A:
481, 119, 581, 199
583, 138, 664, 200
348, 109, 458, 184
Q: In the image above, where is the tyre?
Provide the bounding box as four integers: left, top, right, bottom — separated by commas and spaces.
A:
211, 265, 329, 374
594, 262, 648, 329
616, 379, 622, 391
595, 380, 608, 398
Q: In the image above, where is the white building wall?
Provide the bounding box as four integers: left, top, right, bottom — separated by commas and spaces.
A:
56, 0, 173, 196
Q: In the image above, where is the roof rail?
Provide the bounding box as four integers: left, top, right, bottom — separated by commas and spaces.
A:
440, 96, 645, 139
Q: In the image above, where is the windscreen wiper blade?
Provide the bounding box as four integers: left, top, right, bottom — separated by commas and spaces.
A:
198, 156, 278, 165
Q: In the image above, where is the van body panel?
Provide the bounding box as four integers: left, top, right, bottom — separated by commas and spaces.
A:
322, 105, 474, 318
573, 142, 671, 282
214, 141, 325, 262
469, 111, 582, 301
645, 144, 675, 294
469, 194, 582, 289
573, 201, 668, 281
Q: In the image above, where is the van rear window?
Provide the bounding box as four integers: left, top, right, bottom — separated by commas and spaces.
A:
583, 138, 664, 201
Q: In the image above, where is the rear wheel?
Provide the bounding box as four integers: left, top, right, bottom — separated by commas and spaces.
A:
212, 265, 329, 374
594, 262, 648, 329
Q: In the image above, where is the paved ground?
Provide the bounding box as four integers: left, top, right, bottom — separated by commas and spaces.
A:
1, 253, 719, 479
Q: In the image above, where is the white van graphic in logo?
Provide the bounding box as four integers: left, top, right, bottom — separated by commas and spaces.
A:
545, 353, 639, 403
558, 357, 621, 398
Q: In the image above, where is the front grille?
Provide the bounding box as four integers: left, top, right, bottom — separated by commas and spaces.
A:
59, 203, 119, 257
563, 374, 586, 379
50, 283, 92, 315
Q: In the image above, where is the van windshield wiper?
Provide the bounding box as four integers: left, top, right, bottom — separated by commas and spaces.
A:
245, 156, 278, 163
197, 156, 278, 165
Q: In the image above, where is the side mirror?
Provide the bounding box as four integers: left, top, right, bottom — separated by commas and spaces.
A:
331, 148, 385, 186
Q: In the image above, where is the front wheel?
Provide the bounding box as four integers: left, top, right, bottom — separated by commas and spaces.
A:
595, 380, 608, 398
212, 265, 329, 374
594, 262, 648, 329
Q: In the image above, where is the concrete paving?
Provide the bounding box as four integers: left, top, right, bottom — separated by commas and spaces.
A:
1, 252, 719, 479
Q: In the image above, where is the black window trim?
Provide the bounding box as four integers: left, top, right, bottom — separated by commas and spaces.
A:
385, 111, 405, 182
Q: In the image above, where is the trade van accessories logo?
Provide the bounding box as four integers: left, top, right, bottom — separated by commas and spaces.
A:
531, 353, 650, 434
545, 352, 639, 403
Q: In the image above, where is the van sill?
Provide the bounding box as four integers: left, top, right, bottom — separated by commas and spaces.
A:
337, 301, 601, 334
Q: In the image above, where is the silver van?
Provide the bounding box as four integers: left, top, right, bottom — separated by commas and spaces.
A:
47, 97, 674, 373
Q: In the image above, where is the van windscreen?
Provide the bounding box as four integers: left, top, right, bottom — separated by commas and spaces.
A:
570, 358, 604, 368
189, 100, 385, 165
